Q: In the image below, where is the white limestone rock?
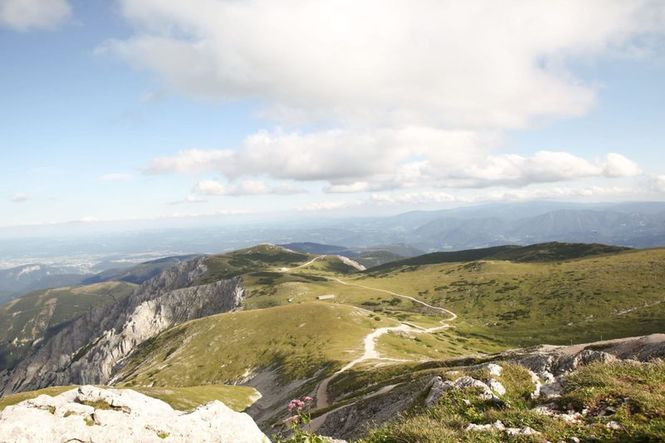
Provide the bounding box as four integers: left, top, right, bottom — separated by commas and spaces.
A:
505, 426, 540, 436
453, 376, 496, 401
528, 370, 542, 399
424, 376, 454, 407
466, 420, 541, 437
488, 379, 506, 396
540, 378, 564, 399
0, 385, 270, 443
486, 363, 503, 377
465, 420, 505, 432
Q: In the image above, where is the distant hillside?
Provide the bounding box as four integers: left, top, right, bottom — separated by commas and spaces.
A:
313, 201, 665, 251
197, 244, 311, 284
82, 254, 200, 285
281, 242, 411, 267
0, 264, 92, 303
0, 257, 245, 396
367, 242, 630, 272
280, 242, 350, 255
0, 281, 136, 370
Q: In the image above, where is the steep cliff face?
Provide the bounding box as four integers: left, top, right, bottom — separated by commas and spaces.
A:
0, 257, 244, 395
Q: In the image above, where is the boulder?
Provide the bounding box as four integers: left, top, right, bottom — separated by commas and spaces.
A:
425, 375, 503, 408
486, 363, 503, 377
540, 378, 564, 399
452, 376, 496, 401
424, 376, 454, 407
505, 426, 540, 436
465, 420, 540, 437
0, 386, 270, 443
465, 420, 506, 432
554, 350, 617, 374
488, 379, 506, 396
527, 370, 542, 399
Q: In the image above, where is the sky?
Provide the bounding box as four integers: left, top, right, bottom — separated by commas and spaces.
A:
1, 0, 665, 228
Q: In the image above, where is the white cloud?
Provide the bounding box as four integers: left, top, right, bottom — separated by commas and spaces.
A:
0, 0, 71, 31
295, 200, 360, 212
146, 128, 641, 191
371, 185, 631, 206
144, 127, 494, 185
602, 153, 642, 177
298, 184, 633, 212
324, 182, 392, 193
475, 185, 632, 202
125, 1, 659, 200
193, 179, 304, 196
145, 149, 233, 174
10, 193, 28, 203
428, 151, 642, 188
107, 0, 664, 129
653, 175, 665, 193
168, 195, 208, 205
100, 172, 134, 182
369, 191, 457, 205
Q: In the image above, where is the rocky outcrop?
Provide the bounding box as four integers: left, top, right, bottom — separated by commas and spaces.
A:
425, 374, 504, 407
0, 385, 270, 443
0, 257, 244, 395
311, 334, 665, 441
312, 377, 431, 441
465, 420, 540, 436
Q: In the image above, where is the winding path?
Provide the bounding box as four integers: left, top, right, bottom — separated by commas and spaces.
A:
277, 253, 458, 411
328, 277, 457, 321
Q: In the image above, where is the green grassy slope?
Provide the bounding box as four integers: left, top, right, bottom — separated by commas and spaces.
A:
0, 281, 136, 369
355, 248, 665, 347
239, 246, 665, 360
0, 384, 260, 412
116, 302, 397, 387
368, 242, 630, 273
196, 244, 311, 284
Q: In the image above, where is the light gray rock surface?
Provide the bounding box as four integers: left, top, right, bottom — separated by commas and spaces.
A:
465, 420, 540, 436
424, 376, 454, 407
451, 376, 497, 401
0, 258, 244, 395
0, 385, 270, 443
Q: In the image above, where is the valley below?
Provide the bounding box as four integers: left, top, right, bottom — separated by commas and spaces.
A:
0, 242, 663, 442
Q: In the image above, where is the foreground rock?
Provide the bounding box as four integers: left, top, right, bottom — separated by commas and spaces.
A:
0, 385, 270, 443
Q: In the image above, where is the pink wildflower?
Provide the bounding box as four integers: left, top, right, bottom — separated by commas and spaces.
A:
288, 399, 305, 412
303, 396, 313, 403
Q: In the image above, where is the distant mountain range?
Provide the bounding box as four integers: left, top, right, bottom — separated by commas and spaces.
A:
0, 256, 198, 304
279, 242, 421, 267
1, 201, 665, 300
326, 201, 665, 251
0, 264, 91, 303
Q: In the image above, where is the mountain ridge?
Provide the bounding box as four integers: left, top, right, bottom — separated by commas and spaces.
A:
0, 257, 244, 395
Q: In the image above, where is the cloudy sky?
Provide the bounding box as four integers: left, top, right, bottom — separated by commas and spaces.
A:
1, 0, 665, 227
